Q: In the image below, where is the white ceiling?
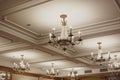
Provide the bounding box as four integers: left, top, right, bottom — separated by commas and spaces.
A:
6, 0, 120, 34
0, 0, 120, 77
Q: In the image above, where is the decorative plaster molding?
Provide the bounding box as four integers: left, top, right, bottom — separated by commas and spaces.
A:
0, 0, 119, 45
0, 0, 32, 12
0, 0, 53, 16
0, 21, 38, 44
37, 17, 120, 44
2, 16, 119, 45
0, 42, 31, 53
2, 17, 39, 38
114, 0, 120, 13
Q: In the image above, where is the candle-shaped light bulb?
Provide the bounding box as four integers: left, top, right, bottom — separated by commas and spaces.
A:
70, 26, 72, 29
72, 36, 74, 42
108, 51, 111, 59
68, 73, 70, 76
52, 27, 55, 33
57, 36, 60, 40
91, 52, 94, 57
49, 33, 52, 40
56, 69, 59, 74
70, 26, 72, 33
97, 51, 102, 59
46, 70, 49, 74
78, 31, 81, 37
52, 27, 55, 30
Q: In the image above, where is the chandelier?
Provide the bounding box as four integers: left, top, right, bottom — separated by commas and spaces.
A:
68, 68, 78, 78
108, 55, 120, 70
13, 55, 30, 72
91, 42, 111, 65
46, 63, 59, 77
48, 14, 82, 52
0, 72, 6, 80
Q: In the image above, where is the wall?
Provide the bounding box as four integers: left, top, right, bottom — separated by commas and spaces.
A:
39, 77, 53, 80
12, 74, 38, 80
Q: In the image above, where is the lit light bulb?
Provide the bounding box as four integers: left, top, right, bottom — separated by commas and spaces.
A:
69, 26, 72, 34
52, 27, 55, 30
78, 31, 81, 34
49, 33, 52, 40
91, 52, 94, 58
78, 31, 81, 37
52, 27, 55, 34
72, 36, 74, 42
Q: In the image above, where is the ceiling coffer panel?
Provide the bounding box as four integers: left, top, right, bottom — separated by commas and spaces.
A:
6, 0, 120, 34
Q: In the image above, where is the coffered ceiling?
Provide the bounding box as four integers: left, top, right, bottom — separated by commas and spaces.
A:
0, 0, 120, 77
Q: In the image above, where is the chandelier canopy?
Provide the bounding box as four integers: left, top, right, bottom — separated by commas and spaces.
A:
46, 63, 59, 77
91, 42, 111, 65
13, 55, 30, 72
48, 14, 82, 52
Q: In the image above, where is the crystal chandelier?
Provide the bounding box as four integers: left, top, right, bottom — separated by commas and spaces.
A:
13, 55, 30, 72
46, 63, 59, 77
68, 69, 78, 79
48, 14, 82, 52
108, 55, 120, 70
91, 42, 111, 65
0, 72, 6, 80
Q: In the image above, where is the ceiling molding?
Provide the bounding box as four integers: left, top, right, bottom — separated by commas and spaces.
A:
37, 17, 120, 41
0, 21, 38, 44
0, 0, 119, 44
0, 28, 88, 65
35, 46, 88, 65
38, 25, 120, 45
30, 59, 86, 68
0, 0, 120, 75
0, 12, 119, 45
0, 0, 53, 16
1, 16, 120, 45
30, 58, 66, 64
1, 17, 38, 37
114, 0, 120, 13
0, 0, 32, 12
0, 42, 32, 54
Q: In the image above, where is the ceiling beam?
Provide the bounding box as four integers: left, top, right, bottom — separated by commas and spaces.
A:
35, 46, 88, 65
0, 23, 38, 44
0, 31, 88, 65
83, 29, 120, 40
1, 23, 120, 65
